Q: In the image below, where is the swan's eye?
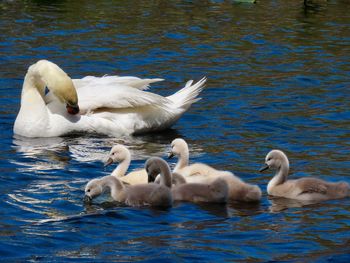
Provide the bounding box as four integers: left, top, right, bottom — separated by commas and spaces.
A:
267, 157, 272, 161
87, 189, 91, 192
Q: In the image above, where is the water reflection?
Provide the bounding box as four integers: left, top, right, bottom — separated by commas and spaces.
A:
6, 176, 86, 222
1, 0, 350, 261
11, 128, 205, 172
8, 131, 210, 224
268, 196, 323, 213
11, 135, 70, 170
303, 0, 328, 11
176, 202, 231, 218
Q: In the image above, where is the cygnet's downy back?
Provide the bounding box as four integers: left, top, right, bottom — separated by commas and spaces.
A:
171, 173, 229, 203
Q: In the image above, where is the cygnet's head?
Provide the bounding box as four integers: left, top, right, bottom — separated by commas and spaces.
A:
84, 178, 103, 202
145, 157, 165, 183
168, 138, 188, 158
105, 144, 130, 166
260, 149, 289, 172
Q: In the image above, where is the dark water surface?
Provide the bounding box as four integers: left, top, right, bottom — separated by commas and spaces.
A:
1, 0, 350, 261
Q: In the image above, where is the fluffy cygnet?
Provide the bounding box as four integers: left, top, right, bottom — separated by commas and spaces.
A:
260, 149, 350, 201
168, 138, 262, 202
105, 144, 148, 185
170, 172, 229, 203
84, 157, 173, 207
169, 138, 222, 183
84, 175, 126, 203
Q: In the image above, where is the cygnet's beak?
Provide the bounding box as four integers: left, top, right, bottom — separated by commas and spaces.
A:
146, 168, 156, 183
66, 103, 80, 115
259, 164, 269, 172
147, 173, 155, 183
104, 157, 113, 167
168, 152, 174, 159
83, 195, 92, 203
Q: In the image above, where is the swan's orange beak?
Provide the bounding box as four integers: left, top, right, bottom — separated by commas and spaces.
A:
66, 103, 80, 115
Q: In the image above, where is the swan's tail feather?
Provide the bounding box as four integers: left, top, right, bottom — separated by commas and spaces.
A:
126, 78, 164, 90
167, 77, 206, 110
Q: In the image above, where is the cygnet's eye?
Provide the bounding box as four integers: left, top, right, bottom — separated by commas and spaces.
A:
87, 189, 91, 192
267, 157, 272, 161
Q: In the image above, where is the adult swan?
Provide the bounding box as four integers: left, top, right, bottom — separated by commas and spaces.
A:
14, 60, 206, 137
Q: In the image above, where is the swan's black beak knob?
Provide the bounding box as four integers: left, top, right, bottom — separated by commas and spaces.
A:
66, 103, 80, 115
168, 152, 174, 159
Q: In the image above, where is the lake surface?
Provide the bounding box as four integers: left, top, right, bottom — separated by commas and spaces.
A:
1, 0, 350, 261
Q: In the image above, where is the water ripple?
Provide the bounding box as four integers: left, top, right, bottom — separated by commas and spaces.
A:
0, 0, 350, 261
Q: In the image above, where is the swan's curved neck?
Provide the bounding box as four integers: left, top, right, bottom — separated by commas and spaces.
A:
267, 162, 289, 194
14, 71, 50, 135
158, 161, 172, 188
174, 146, 189, 172
101, 176, 125, 202
111, 154, 131, 177
172, 172, 186, 185
20, 72, 47, 110
23, 71, 46, 95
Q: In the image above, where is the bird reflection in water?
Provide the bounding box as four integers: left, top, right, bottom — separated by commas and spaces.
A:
268, 196, 322, 213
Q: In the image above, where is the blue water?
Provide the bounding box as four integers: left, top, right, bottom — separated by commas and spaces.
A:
1, 0, 350, 261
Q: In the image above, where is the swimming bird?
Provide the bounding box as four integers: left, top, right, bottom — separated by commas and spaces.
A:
84, 175, 126, 203
105, 144, 148, 185
152, 169, 228, 203
168, 138, 230, 183
14, 60, 206, 137
260, 149, 350, 201
84, 157, 173, 207
170, 172, 229, 203
168, 138, 262, 202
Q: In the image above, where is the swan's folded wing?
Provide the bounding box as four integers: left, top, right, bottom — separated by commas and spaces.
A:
76, 84, 170, 113
297, 178, 328, 195
73, 76, 163, 91
121, 169, 148, 185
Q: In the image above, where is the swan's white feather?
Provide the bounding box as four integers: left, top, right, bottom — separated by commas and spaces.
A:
73, 76, 164, 91
76, 83, 170, 114
14, 60, 206, 137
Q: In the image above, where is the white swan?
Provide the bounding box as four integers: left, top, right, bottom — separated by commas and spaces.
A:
84, 157, 173, 207
168, 138, 262, 202
105, 144, 148, 185
260, 149, 350, 201
14, 60, 206, 137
